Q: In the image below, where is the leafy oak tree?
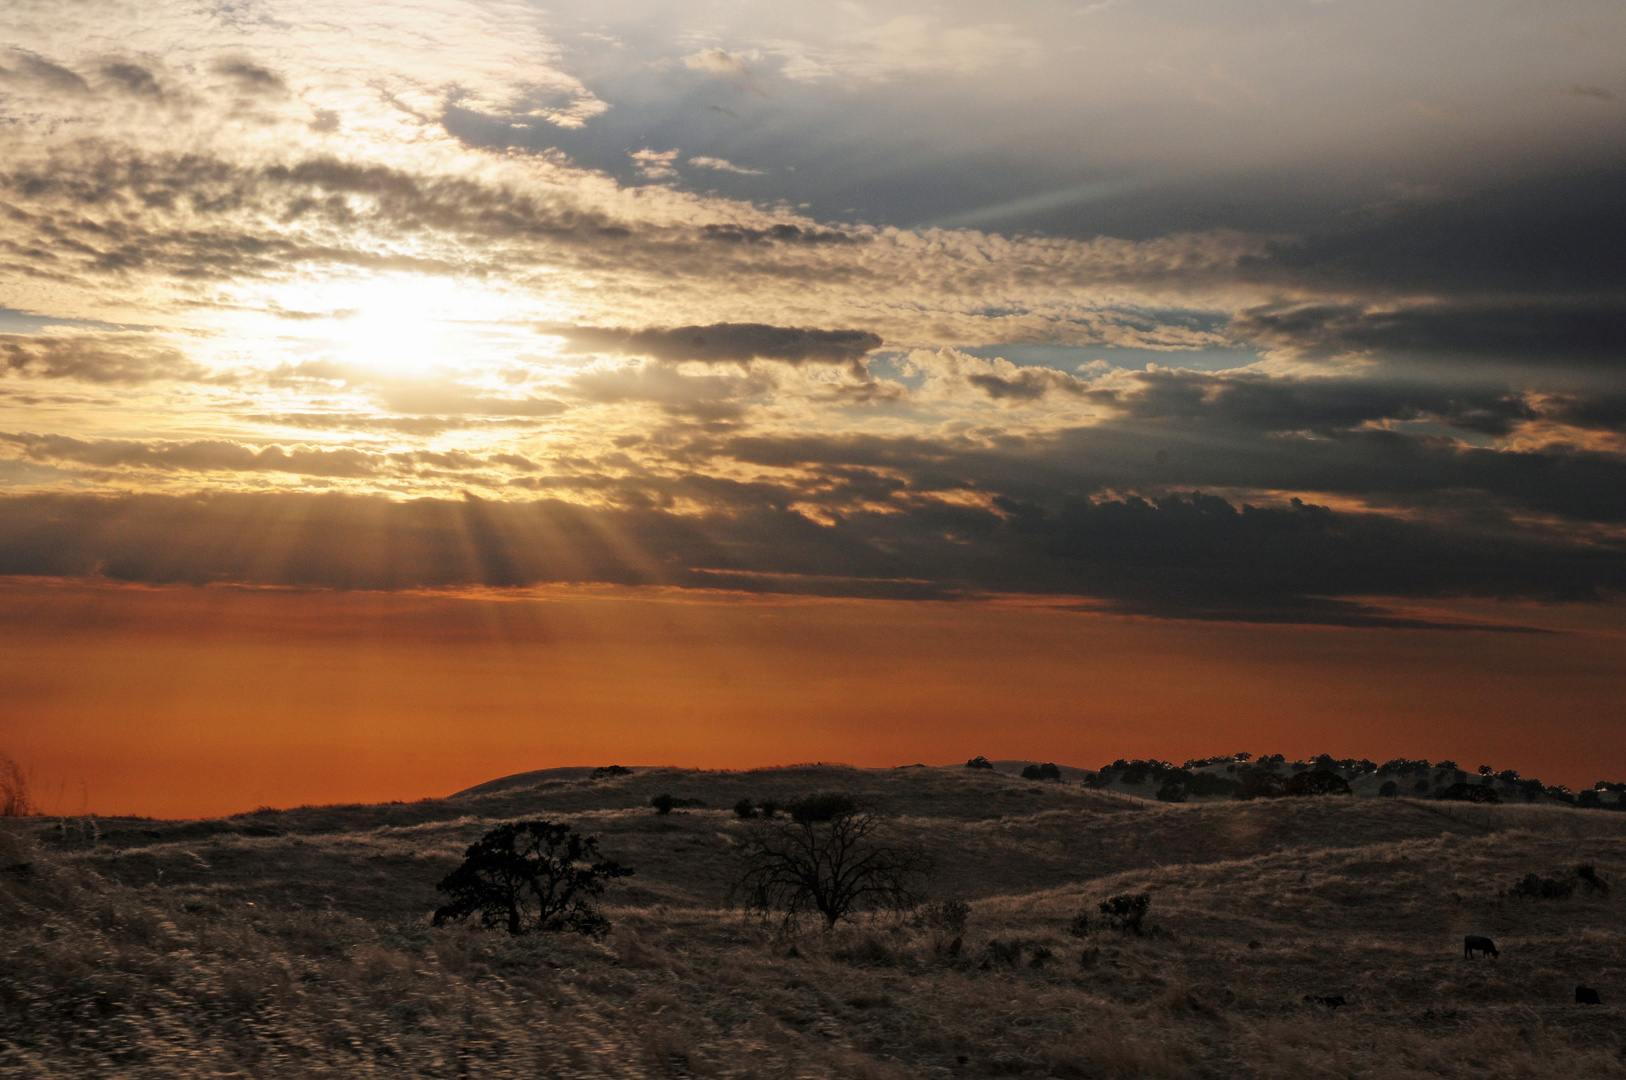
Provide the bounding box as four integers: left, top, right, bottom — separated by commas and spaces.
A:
433, 821, 632, 937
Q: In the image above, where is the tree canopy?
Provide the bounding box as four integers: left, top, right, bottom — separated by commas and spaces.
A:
433, 820, 631, 937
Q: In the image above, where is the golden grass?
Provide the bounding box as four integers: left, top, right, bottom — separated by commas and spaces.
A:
3, 764, 1625, 1077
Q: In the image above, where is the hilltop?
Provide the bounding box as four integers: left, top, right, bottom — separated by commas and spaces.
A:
3, 762, 1625, 1078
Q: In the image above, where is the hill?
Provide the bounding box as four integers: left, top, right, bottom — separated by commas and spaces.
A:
3, 763, 1625, 1078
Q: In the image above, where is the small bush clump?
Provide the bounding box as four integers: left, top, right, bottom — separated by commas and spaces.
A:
913, 899, 971, 937
1439, 783, 1499, 804
1510, 872, 1575, 900
1577, 863, 1609, 894
1020, 762, 1062, 781
734, 797, 756, 819
1099, 893, 1150, 935
966, 756, 994, 770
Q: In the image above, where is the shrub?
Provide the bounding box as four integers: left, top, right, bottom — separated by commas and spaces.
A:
1438, 782, 1499, 803
1067, 912, 1091, 938
651, 793, 676, 816
966, 756, 994, 770
1510, 872, 1575, 900
1155, 780, 1188, 803
1577, 790, 1602, 809
733, 797, 756, 819
590, 765, 632, 779
1235, 772, 1289, 800
757, 799, 778, 819
1577, 864, 1609, 894
1020, 762, 1062, 781
914, 899, 971, 936
1379, 780, 1398, 797
788, 792, 857, 823
1099, 893, 1150, 935
1413, 778, 1432, 795
1187, 772, 1241, 798
433, 821, 632, 936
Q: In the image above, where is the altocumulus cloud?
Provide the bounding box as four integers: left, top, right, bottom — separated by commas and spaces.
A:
0, 0, 1621, 625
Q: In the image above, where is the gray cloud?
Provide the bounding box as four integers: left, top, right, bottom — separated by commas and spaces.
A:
0, 487, 1615, 626
0, 333, 211, 383
551, 322, 882, 366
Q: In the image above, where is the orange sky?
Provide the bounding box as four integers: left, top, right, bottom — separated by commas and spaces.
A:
4, 578, 1623, 819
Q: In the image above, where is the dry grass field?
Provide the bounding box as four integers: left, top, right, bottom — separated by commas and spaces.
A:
3, 763, 1625, 1078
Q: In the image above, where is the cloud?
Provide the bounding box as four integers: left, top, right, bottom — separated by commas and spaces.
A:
630, 148, 680, 181
688, 156, 764, 176
0, 333, 212, 384
0, 488, 1615, 625
550, 322, 882, 367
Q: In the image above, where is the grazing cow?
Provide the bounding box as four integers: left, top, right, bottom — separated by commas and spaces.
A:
1463, 935, 1499, 959
1576, 986, 1602, 1005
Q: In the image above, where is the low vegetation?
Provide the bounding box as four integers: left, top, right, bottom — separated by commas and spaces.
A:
3, 757, 1626, 1078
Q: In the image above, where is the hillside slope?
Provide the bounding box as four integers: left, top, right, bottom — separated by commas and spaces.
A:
3, 764, 1624, 1078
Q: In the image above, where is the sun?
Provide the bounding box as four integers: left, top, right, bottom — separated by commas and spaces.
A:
316, 275, 464, 376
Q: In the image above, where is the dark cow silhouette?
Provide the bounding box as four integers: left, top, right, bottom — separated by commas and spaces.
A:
1576, 986, 1602, 1005
1463, 935, 1499, 958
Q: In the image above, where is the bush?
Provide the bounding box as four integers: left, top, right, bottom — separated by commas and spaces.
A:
1510, 872, 1575, 900
1379, 780, 1398, 797
433, 821, 632, 936
1020, 762, 1062, 781
590, 765, 632, 779
733, 797, 756, 819
1577, 790, 1602, 809
1577, 864, 1609, 894
788, 792, 857, 823
1413, 778, 1432, 795
1235, 772, 1289, 800
1099, 893, 1150, 935
1438, 782, 1499, 803
1155, 780, 1188, 803
757, 799, 778, 819
1187, 772, 1241, 798
914, 899, 971, 937
1067, 912, 1091, 938
651, 793, 676, 816
1287, 770, 1352, 796
966, 756, 994, 770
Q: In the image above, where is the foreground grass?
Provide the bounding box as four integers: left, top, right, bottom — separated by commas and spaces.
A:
3, 765, 1625, 1078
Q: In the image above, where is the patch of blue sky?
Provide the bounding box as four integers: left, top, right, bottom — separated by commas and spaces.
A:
0, 307, 146, 333
958, 345, 1263, 375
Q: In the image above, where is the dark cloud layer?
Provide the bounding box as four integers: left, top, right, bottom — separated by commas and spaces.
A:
0, 483, 1618, 626
551, 322, 882, 366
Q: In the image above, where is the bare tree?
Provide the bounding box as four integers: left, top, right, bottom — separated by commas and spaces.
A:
732, 793, 930, 928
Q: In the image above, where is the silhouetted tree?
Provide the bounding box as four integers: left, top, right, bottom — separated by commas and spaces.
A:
651, 793, 675, 815
734, 797, 756, 819
1021, 762, 1062, 781
1379, 780, 1399, 797
433, 820, 632, 936
966, 756, 994, 770
733, 793, 930, 927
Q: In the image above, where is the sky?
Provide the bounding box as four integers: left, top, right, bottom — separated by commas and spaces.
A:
1, 0, 1623, 816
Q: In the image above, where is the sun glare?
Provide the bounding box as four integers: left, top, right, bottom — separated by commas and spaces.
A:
319, 276, 463, 375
